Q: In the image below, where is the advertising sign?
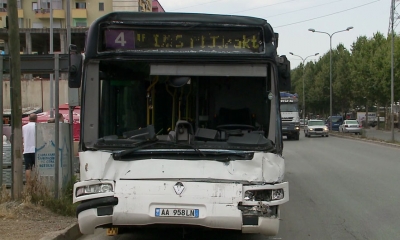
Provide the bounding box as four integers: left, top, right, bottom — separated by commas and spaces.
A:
35, 123, 71, 192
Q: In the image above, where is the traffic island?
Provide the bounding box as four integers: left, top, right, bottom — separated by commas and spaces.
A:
330, 131, 400, 148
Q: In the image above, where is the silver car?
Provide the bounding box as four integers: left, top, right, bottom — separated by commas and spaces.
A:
304, 119, 329, 137
339, 120, 362, 135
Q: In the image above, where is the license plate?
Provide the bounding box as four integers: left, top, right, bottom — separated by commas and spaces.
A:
282, 127, 287, 129
155, 208, 199, 218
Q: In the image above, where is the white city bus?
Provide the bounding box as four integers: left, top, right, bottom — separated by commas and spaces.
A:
70, 12, 290, 236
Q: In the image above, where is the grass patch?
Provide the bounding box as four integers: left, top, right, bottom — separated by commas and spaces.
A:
360, 129, 367, 138
0, 172, 78, 217
21, 171, 78, 217
384, 139, 400, 145
0, 184, 11, 204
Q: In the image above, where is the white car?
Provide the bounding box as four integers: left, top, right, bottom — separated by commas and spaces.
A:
339, 120, 362, 135
300, 119, 307, 127
304, 119, 329, 137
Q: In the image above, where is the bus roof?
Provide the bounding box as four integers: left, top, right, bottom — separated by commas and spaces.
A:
94, 12, 271, 26
85, 12, 277, 60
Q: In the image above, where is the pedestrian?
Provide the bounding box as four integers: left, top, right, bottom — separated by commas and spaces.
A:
58, 113, 65, 123
22, 113, 37, 183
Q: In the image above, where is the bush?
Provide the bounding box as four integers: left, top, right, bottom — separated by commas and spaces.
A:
0, 185, 11, 204
22, 172, 78, 217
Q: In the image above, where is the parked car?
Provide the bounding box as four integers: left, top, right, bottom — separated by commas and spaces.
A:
339, 120, 362, 135
304, 119, 329, 137
325, 116, 344, 131
300, 119, 307, 127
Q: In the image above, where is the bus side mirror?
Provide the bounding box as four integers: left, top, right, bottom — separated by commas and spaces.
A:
69, 44, 82, 88
277, 55, 291, 91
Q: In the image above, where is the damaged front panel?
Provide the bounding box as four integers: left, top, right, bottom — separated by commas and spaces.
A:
78, 151, 285, 184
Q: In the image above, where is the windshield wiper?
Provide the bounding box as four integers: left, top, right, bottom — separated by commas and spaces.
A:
112, 140, 205, 160
112, 138, 159, 160
160, 142, 206, 157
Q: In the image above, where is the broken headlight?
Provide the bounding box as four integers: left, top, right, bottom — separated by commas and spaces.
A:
244, 189, 284, 201
271, 189, 284, 200
76, 183, 113, 197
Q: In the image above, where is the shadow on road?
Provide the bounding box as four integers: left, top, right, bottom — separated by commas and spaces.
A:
100, 227, 267, 240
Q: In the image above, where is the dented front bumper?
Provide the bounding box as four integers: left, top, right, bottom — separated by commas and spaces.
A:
74, 180, 289, 236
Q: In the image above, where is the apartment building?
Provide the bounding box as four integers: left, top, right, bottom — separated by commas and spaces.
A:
0, 0, 164, 55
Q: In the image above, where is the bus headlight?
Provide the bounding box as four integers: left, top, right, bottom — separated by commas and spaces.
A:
271, 189, 284, 200
76, 183, 113, 197
244, 190, 255, 201
243, 189, 284, 201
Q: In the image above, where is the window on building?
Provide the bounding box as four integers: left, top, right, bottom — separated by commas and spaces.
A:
0, 0, 20, 9
0, 1, 7, 11
74, 19, 87, 27
99, 2, 104, 11
32, 2, 38, 10
76, 2, 86, 9
52, 0, 62, 9
18, 18, 23, 28
39, 0, 62, 9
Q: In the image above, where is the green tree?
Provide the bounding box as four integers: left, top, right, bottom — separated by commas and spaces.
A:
332, 44, 352, 114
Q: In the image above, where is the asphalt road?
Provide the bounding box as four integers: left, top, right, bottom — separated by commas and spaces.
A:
78, 132, 400, 240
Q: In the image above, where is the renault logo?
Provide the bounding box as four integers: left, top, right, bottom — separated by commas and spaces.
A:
173, 182, 185, 195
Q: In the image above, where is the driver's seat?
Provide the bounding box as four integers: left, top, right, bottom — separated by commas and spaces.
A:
218, 107, 252, 125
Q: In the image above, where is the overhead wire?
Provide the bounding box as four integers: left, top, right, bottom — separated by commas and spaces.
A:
166, 0, 297, 14
162, 0, 381, 31
164, 0, 225, 11
229, 0, 297, 14
274, 0, 381, 28
266, 0, 344, 18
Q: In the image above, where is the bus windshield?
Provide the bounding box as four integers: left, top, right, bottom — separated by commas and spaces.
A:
97, 60, 272, 144
79, 12, 282, 152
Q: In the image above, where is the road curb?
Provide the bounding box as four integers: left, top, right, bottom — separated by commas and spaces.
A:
39, 223, 82, 240
330, 132, 400, 148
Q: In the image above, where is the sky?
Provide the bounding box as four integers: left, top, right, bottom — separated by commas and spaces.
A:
157, 0, 391, 69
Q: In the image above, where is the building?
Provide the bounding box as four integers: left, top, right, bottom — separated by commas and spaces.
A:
152, 0, 165, 12
0, 0, 164, 57
0, 0, 165, 111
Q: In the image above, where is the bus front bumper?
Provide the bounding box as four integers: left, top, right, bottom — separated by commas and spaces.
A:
75, 181, 288, 236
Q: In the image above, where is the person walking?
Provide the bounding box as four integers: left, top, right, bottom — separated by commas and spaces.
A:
22, 113, 37, 183
47, 113, 65, 123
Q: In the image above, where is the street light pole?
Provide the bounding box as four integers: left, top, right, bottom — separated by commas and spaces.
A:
308, 27, 353, 131
289, 52, 319, 122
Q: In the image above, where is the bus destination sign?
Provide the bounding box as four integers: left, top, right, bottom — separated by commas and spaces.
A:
102, 28, 264, 54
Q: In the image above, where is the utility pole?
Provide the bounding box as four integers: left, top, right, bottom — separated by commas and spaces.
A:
50, 0, 54, 118
0, 57, 3, 187
390, 0, 395, 142
7, 0, 23, 199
